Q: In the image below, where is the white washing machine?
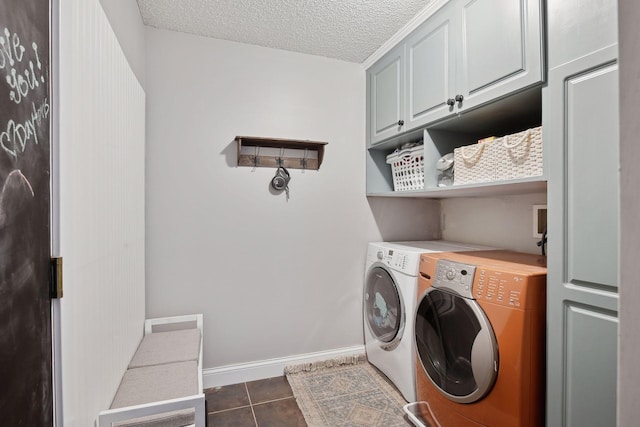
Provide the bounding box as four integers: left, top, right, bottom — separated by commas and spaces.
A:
364, 241, 492, 402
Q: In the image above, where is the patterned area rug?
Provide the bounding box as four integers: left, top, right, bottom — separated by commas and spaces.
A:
285, 355, 412, 427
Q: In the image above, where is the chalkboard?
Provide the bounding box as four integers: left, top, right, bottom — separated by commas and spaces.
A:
0, 0, 53, 425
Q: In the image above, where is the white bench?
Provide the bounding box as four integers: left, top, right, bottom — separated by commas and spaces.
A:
97, 314, 206, 427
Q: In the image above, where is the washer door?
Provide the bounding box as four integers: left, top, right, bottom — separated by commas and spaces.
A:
415, 288, 498, 403
365, 266, 405, 351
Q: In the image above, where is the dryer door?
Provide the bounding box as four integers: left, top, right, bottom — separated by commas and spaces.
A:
365, 266, 405, 351
415, 288, 498, 403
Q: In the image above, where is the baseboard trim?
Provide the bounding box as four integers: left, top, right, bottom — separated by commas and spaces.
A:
202, 345, 365, 388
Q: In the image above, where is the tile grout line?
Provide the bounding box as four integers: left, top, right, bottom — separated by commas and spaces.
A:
245, 382, 259, 427
251, 395, 295, 406
208, 404, 252, 415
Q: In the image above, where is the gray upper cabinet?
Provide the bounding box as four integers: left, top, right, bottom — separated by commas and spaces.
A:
405, 3, 457, 130
458, 0, 542, 111
367, 0, 543, 146
368, 45, 405, 145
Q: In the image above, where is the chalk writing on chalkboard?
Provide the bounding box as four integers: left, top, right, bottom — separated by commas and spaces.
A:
1, 27, 46, 102
1, 27, 49, 162
0, 0, 53, 423
1, 97, 49, 159
0, 169, 34, 227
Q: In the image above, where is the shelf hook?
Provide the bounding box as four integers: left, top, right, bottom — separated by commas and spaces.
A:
277, 147, 285, 167
253, 146, 260, 169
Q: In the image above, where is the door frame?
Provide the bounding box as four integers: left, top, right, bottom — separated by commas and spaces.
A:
50, 0, 62, 424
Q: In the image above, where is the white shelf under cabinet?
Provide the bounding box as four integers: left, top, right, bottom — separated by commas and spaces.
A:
366, 176, 547, 199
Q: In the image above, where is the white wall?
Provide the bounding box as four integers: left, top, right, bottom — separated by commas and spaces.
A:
144, 27, 440, 377
618, 0, 640, 423
440, 193, 547, 254
98, 0, 146, 87
58, 0, 146, 425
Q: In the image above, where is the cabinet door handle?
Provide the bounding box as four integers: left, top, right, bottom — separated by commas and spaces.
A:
446, 98, 455, 106
397, 120, 404, 126
455, 94, 464, 103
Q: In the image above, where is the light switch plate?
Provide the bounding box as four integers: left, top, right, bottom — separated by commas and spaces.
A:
533, 205, 547, 238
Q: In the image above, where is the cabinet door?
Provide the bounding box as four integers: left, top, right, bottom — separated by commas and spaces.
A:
547, 0, 617, 69
457, 0, 542, 110
405, 4, 457, 130
368, 45, 405, 145
546, 46, 619, 427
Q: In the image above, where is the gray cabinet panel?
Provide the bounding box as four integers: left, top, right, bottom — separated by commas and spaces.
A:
566, 64, 619, 287
547, 0, 618, 69
458, 0, 541, 111
565, 304, 618, 427
546, 45, 619, 427
369, 47, 404, 145
375, 61, 401, 130
461, 0, 524, 93
406, 16, 455, 129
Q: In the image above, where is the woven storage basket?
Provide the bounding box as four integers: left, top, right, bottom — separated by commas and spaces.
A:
493, 126, 543, 181
453, 140, 496, 185
386, 145, 424, 191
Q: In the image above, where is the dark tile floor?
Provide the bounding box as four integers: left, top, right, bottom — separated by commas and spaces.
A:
205, 376, 307, 427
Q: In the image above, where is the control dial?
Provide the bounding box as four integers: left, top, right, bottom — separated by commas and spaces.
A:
446, 268, 456, 280
377, 250, 384, 260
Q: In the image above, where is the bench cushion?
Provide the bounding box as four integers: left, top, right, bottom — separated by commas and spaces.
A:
111, 361, 198, 409
113, 408, 194, 427
128, 329, 200, 369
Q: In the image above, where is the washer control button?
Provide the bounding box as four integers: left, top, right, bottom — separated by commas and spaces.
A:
446, 268, 456, 280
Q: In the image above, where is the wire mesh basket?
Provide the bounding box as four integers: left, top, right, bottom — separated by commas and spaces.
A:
386, 145, 425, 191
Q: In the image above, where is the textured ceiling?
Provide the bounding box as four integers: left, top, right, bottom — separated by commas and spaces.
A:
136, 0, 436, 63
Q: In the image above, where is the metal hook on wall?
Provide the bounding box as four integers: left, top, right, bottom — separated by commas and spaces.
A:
251, 146, 260, 171
277, 147, 285, 167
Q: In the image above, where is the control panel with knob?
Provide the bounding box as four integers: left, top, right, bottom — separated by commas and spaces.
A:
445, 267, 456, 280
369, 247, 420, 275
433, 259, 476, 299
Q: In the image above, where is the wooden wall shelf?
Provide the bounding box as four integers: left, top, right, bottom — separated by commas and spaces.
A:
235, 136, 328, 170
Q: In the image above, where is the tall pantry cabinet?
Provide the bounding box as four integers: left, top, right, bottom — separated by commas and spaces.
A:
545, 0, 619, 426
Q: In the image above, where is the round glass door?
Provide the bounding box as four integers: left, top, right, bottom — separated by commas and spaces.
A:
365, 266, 404, 350
415, 288, 498, 403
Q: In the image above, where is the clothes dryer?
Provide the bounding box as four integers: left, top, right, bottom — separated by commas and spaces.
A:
415, 251, 547, 427
364, 241, 491, 403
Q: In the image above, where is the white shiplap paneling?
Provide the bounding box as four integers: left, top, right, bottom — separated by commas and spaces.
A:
58, 0, 145, 425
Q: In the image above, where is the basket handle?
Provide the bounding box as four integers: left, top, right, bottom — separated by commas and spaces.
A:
395, 149, 417, 163
460, 143, 486, 161
503, 129, 531, 149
